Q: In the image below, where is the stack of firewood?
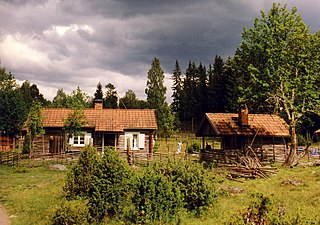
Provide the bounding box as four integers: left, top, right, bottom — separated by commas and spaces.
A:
227, 155, 278, 179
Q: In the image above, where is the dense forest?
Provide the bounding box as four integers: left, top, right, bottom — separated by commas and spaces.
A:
1, 4, 320, 163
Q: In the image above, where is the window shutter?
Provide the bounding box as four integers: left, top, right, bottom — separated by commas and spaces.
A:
138, 133, 145, 149
84, 133, 92, 145
68, 137, 74, 145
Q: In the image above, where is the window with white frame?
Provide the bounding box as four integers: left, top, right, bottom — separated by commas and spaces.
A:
125, 132, 145, 150
69, 132, 92, 147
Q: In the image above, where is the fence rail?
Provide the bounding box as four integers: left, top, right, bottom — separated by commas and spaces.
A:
0, 151, 20, 166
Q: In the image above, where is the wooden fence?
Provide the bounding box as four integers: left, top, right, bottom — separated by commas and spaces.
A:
200, 148, 278, 164
0, 151, 20, 166
123, 151, 199, 166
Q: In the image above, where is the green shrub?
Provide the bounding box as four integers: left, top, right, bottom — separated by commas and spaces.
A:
51, 200, 90, 225
297, 134, 307, 146
88, 147, 134, 222
130, 166, 183, 224
63, 146, 99, 199
160, 160, 215, 216
22, 133, 31, 154
187, 142, 200, 154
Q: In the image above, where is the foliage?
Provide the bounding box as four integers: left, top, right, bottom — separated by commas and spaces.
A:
63, 146, 99, 199
51, 200, 90, 225
143, 161, 215, 217
67, 86, 91, 108
51, 88, 68, 108
94, 82, 103, 100
171, 60, 183, 115
163, 161, 215, 216
233, 3, 320, 165
120, 89, 143, 109
104, 83, 118, 108
187, 142, 200, 154
22, 133, 31, 154
207, 55, 225, 112
63, 108, 87, 140
158, 103, 178, 137
130, 165, 183, 224
26, 101, 45, 144
145, 58, 167, 110
145, 58, 168, 132
51, 87, 90, 108
241, 193, 272, 225
20, 80, 49, 110
0, 67, 17, 90
0, 67, 27, 134
88, 147, 134, 221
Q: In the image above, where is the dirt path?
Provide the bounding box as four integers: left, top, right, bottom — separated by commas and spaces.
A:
0, 205, 10, 225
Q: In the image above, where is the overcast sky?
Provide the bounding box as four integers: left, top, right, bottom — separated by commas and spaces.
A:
1, 0, 319, 102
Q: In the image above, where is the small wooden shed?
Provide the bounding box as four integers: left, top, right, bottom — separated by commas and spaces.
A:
196, 108, 290, 163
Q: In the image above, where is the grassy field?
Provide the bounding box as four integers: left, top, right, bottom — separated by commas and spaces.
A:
1, 157, 320, 224
0, 161, 67, 225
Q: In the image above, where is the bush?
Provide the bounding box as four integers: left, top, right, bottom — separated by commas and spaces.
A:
297, 134, 307, 146
63, 146, 99, 199
22, 133, 31, 154
62, 146, 215, 223
187, 142, 200, 154
88, 147, 134, 222
130, 166, 183, 224
51, 200, 90, 225
160, 160, 215, 216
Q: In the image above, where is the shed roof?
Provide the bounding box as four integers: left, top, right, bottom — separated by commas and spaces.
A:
41, 108, 158, 132
196, 113, 290, 137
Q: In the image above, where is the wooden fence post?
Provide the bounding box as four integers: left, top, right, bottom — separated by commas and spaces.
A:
127, 138, 132, 165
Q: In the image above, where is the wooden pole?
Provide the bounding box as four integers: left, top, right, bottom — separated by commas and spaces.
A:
127, 137, 132, 165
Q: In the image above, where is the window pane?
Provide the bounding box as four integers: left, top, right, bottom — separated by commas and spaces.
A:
133, 134, 138, 148
79, 135, 84, 144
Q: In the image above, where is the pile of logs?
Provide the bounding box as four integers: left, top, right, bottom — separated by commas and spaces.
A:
227, 154, 278, 179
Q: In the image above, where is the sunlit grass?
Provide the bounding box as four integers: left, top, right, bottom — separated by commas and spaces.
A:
1, 149, 320, 224
0, 163, 67, 225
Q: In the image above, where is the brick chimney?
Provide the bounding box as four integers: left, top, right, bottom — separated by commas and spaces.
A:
238, 106, 249, 126
94, 99, 103, 109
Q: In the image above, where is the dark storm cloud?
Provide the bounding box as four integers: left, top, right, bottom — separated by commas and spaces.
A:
0, 0, 319, 100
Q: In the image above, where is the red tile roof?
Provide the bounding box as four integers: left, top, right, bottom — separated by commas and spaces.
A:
198, 113, 290, 137
42, 108, 157, 132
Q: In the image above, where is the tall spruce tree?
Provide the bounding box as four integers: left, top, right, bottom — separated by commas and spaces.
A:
224, 57, 239, 112
180, 61, 197, 123
145, 58, 167, 132
94, 82, 103, 100
207, 56, 225, 112
197, 63, 208, 120
171, 60, 183, 114
104, 83, 118, 108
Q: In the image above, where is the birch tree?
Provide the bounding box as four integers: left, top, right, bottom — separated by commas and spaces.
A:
234, 3, 320, 166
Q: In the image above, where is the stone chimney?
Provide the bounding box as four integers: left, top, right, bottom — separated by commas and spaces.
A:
94, 99, 103, 109
238, 106, 249, 126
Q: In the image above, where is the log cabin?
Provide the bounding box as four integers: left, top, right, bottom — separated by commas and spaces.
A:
196, 107, 290, 163
28, 100, 157, 156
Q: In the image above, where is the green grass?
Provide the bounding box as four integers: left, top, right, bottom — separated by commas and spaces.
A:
0, 161, 67, 225
2, 157, 320, 224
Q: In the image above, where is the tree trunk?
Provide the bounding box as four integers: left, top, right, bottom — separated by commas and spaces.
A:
283, 124, 298, 166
